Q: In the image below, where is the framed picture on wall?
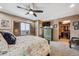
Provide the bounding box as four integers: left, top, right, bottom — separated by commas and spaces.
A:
0, 19, 11, 29
53, 24, 57, 28
74, 26, 79, 30
73, 21, 79, 26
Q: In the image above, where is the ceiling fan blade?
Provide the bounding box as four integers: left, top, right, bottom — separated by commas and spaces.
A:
17, 6, 29, 11
33, 13, 37, 17
25, 12, 29, 15
33, 10, 43, 13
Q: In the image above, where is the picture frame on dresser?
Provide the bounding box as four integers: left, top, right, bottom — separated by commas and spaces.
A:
0, 19, 11, 30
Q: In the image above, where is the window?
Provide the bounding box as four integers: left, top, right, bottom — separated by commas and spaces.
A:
20, 23, 30, 35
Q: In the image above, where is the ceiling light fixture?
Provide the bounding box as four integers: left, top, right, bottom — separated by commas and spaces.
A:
29, 11, 33, 14
70, 4, 75, 8
0, 6, 3, 9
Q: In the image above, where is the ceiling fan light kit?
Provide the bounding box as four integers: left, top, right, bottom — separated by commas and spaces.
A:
17, 3, 43, 17
29, 11, 33, 14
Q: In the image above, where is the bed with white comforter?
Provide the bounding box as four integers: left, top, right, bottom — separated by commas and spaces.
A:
0, 33, 50, 56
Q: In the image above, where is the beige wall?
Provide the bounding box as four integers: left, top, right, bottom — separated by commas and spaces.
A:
51, 20, 59, 40
34, 20, 42, 36
51, 15, 79, 40
0, 12, 35, 35
70, 18, 79, 38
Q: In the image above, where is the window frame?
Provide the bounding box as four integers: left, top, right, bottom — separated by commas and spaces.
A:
20, 22, 31, 36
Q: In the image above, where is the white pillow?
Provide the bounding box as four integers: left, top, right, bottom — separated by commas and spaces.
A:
0, 33, 8, 51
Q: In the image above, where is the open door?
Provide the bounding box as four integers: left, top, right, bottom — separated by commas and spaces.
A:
59, 20, 70, 40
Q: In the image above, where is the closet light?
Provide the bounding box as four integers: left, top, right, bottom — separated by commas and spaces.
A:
62, 20, 70, 24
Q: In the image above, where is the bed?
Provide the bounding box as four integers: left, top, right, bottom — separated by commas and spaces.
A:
0, 32, 50, 56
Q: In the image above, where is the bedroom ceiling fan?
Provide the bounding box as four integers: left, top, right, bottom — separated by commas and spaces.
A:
17, 3, 43, 17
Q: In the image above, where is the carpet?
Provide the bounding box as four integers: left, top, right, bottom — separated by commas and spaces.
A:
50, 41, 79, 56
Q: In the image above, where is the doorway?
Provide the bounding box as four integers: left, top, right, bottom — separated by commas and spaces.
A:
59, 20, 70, 40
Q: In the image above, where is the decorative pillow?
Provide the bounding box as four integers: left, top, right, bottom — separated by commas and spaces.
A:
0, 33, 8, 51
1, 32, 16, 45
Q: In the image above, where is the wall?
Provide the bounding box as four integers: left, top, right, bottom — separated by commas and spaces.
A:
51, 20, 59, 40
51, 15, 79, 40
0, 12, 35, 35
34, 20, 42, 36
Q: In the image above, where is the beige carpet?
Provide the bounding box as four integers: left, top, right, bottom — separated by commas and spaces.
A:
50, 41, 79, 56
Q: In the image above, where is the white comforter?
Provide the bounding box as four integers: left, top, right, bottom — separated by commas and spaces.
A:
1, 35, 50, 56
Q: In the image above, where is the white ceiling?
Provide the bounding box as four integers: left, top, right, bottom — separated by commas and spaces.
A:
0, 3, 79, 20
